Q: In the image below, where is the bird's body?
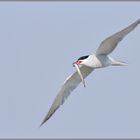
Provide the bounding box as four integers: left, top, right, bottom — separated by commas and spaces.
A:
40, 19, 140, 126
81, 54, 111, 68
80, 54, 128, 68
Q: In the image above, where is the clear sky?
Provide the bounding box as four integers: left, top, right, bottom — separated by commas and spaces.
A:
0, 1, 140, 138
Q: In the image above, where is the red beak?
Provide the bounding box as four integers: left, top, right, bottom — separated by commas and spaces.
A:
73, 60, 82, 67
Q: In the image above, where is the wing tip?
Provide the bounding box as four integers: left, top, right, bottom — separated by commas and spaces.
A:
39, 117, 50, 127
40, 108, 57, 127
39, 120, 46, 127
39, 113, 51, 127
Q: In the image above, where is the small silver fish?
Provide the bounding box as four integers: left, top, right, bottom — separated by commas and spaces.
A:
74, 64, 86, 87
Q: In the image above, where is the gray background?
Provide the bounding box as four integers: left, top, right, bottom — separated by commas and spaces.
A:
0, 1, 140, 138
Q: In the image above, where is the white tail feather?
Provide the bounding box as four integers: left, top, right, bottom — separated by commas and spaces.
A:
112, 60, 128, 66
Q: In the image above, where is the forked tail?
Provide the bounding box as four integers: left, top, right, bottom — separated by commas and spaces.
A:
111, 59, 128, 66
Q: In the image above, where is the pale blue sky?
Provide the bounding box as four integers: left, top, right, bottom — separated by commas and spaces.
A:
0, 1, 140, 138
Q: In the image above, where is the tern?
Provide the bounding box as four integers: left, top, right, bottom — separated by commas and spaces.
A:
40, 19, 140, 126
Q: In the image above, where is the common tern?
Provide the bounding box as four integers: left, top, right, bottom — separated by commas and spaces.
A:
40, 19, 140, 126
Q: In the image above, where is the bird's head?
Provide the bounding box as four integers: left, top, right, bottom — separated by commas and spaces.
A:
73, 55, 89, 66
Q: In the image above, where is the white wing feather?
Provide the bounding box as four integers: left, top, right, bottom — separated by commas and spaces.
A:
96, 19, 140, 55
40, 65, 94, 126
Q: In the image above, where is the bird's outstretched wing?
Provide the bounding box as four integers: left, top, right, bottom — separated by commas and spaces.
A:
40, 66, 94, 126
96, 19, 140, 55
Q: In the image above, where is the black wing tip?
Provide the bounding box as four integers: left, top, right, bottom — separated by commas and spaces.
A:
39, 112, 54, 127
40, 116, 50, 127
39, 121, 45, 127
39, 120, 47, 128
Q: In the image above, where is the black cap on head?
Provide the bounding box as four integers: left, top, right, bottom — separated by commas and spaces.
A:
78, 55, 89, 60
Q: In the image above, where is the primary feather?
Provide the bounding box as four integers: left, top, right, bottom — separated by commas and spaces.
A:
96, 19, 140, 55
40, 66, 94, 126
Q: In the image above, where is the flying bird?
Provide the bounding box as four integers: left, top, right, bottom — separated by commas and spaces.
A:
40, 19, 140, 126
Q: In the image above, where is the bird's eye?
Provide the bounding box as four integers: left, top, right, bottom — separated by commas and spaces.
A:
77, 60, 82, 64
75, 60, 82, 65
73, 60, 82, 66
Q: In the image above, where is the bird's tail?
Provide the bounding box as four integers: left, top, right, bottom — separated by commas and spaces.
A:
111, 59, 128, 66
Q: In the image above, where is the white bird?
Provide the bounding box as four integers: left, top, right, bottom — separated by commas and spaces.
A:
40, 19, 140, 126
